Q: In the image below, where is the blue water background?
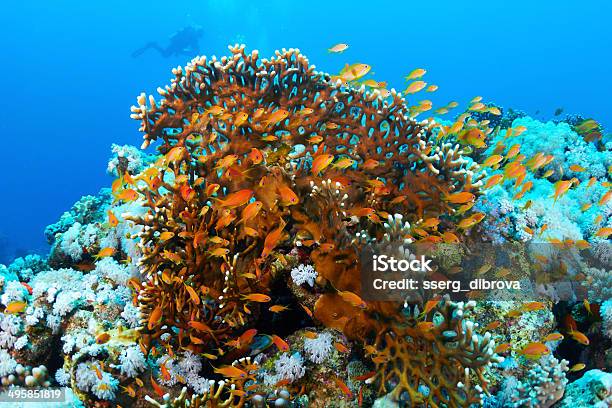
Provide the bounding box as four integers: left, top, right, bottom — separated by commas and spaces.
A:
0, 0, 610, 263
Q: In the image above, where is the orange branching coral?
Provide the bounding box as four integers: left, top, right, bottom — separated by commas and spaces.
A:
127, 44, 493, 403
368, 299, 501, 407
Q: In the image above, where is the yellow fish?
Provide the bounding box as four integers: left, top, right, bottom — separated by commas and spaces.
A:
5, 301, 27, 314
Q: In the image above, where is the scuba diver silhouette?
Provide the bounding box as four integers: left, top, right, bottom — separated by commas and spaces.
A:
132, 26, 204, 58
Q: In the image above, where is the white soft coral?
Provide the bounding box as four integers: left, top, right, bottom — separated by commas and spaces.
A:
303, 332, 333, 363
119, 345, 146, 377
291, 264, 318, 287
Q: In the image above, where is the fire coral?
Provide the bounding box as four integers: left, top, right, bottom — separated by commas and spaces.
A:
128, 44, 496, 405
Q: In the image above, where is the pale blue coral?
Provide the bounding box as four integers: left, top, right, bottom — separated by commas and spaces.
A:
107, 143, 155, 176
55, 367, 70, 386
7, 254, 47, 282
477, 117, 611, 249
272, 352, 305, 383
120, 303, 142, 328
0, 280, 28, 306
75, 361, 119, 400
57, 222, 98, 261
601, 299, 612, 339
0, 349, 17, 376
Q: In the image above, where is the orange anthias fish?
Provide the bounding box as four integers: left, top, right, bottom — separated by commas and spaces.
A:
570, 363, 586, 372
551, 179, 574, 203
542, 332, 564, 342
180, 184, 196, 202
457, 213, 485, 230
444, 191, 475, 204
340, 63, 371, 81
334, 342, 350, 353
240, 201, 263, 224
522, 301, 546, 312
242, 293, 272, 303
338, 290, 367, 309
269, 305, 290, 313
95, 332, 111, 344
568, 329, 590, 345
311, 154, 334, 176
362, 159, 380, 170
188, 320, 214, 333
304, 331, 318, 339
114, 189, 139, 203
238, 329, 258, 348
261, 220, 286, 258
159, 231, 175, 242
148, 306, 163, 330
405, 68, 426, 81
160, 360, 172, 381
404, 80, 427, 94
420, 297, 441, 317
333, 157, 355, 170
213, 366, 247, 379
457, 128, 486, 148
484, 321, 502, 331
278, 185, 299, 206
328, 43, 349, 53
519, 342, 550, 359
482, 155, 504, 167
271, 335, 290, 352
94, 247, 116, 260
599, 190, 612, 206
107, 210, 119, 228
150, 375, 165, 398
215, 154, 239, 170
263, 109, 290, 128
569, 164, 586, 172
353, 371, 376, 382
166, 146, 187, 163
248, 148, 264, 164
594, 227, 612, 238
215, 189, 254, 208
334, 377, 353, 399
121, 384, 136, 398
494, 343, 512, 353
484, 174, 504, 189
205, 183, 221, 196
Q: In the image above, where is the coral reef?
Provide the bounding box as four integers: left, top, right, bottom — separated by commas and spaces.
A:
0, 43, 609, 408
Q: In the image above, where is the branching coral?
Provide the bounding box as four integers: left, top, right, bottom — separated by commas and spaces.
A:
509, 355, 568, 408
368, 299, 502, 407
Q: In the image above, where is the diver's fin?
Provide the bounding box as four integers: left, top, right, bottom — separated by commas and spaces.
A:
131, 42, 156, 58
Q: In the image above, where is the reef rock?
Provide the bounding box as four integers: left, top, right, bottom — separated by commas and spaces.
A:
557, 369, 612, 408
